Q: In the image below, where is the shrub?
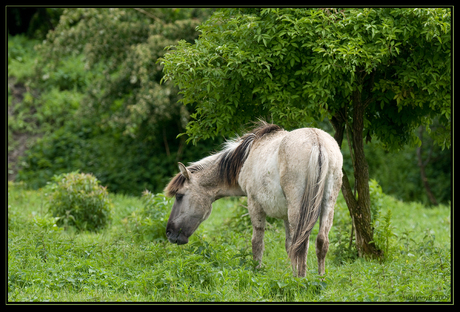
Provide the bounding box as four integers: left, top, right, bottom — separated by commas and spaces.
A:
46, 171, 113, 232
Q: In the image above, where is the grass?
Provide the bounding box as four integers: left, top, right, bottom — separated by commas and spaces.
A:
7, 181, 451, 303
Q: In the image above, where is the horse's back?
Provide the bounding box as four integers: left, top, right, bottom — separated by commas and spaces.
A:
278, 127, 342, 208
280, 127, 342, 170
238, 127, 342, 219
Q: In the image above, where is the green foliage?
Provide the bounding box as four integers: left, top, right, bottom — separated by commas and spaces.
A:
8, 34, 88, 137
46, 171, 113, 232
17, 117, 220, 195
8, 36, 90, 136
36, 8, 215, 140
36, 54, 98, 92
10, 9, 222, 196
160, 8, 451, 149
8, 34, 41, 82
159, 7, 451, 260
331, 179, 400, 263
329, 193, 358, 265
9, 87, 83, 137
363, 134, 451, 205
8, 34, 87, 183
372, 209, 398, 260
124, 191, 173, 242
369, 178, 385, 221
222, 197, 253, 233
7, 181, 56, 232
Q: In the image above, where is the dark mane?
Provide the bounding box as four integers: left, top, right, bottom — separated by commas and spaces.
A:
164, 121, 282, 197
218, 122, 282, 186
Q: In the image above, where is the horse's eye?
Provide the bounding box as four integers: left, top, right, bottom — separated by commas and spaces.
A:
176, 194, 184, 200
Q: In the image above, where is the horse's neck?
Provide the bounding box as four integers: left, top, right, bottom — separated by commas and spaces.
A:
198, 160, 246, 200
215, 184, 246, 199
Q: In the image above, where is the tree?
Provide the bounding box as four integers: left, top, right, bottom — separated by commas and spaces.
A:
160, 8, 451, 258
16, 8, 218, 194
36, 8, 214, 142
416, 117, 451, 206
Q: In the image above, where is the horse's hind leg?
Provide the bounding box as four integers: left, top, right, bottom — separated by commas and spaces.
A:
248, 197, 266, 268
283, 219, 291, 254
295, 238, 309, 277
316, 208, 333, 276
285, 213, 310, 277
316, 172, 341, 275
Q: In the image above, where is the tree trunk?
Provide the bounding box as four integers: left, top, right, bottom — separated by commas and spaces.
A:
330, 91, 382, 259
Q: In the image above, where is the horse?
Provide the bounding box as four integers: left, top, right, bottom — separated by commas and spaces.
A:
164, 121, 343, 277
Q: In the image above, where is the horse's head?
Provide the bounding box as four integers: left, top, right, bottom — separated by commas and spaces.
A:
165, 162, 214, 245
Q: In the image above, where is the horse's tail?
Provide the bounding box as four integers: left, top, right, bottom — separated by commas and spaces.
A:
288, 142, 329, 273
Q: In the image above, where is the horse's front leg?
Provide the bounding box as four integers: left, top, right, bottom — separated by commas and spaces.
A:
248, 197, 266, 268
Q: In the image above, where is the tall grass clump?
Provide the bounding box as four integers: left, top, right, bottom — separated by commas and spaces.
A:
46, 171, 113, 232
369, 179, 398, 260
123, 191, 173, 242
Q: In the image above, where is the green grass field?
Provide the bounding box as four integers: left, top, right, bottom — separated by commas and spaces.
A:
7, 182, 451, 302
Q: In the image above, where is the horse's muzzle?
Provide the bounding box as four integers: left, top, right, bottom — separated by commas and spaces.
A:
166, 230, 189, 245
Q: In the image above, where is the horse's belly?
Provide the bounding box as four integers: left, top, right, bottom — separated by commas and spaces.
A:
257, 179, 287, 219
241, 154, 288, 219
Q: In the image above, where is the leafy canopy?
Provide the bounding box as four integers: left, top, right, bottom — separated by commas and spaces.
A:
36, 8, 214, 139
160, 8, 451, 150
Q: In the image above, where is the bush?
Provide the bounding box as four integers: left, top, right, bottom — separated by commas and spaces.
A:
46, 171, 113, 232
36, 54, 98, 92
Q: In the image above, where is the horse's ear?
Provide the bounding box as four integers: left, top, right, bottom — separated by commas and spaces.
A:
178, 162, 191, 180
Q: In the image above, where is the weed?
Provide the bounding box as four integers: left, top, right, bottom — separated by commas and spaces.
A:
373, 209, 398, 260
330, 193, 358, 265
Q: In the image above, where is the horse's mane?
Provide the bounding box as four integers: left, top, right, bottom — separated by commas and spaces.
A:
164, 121, 282, 197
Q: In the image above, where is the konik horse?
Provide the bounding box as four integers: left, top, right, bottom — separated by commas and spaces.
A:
164, 122, 343, 277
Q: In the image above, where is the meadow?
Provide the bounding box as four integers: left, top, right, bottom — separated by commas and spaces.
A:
7, 181, 451, 303
8, 9, 452, 304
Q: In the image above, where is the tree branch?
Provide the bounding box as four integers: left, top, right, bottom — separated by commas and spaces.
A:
133, 8, 160, 22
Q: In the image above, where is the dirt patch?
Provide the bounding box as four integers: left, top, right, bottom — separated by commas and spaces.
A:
8, 76, 42, 181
